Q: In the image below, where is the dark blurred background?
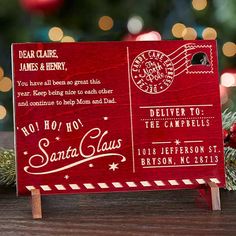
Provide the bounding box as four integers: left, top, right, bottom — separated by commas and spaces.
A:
0, 0, 235, 130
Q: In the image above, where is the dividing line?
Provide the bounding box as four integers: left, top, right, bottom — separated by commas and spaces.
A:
140, 104, 213, 109
184, 140, 203, 143
143, 164, 217, 168
152, 141, 172, 145
127, 47, 135, 173
152, 140, 204, 145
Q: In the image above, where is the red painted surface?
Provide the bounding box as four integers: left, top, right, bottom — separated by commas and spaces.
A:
12, 40, 225, 196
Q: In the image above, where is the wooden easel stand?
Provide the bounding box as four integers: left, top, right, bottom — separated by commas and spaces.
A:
31, 189, 42, 219
30, 182, 221, 219
198, 181, 221, 211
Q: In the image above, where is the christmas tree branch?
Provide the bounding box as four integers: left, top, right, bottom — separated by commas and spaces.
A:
222, 109, 236, 190
0, 149, 15, 186
222, 109, 236, 130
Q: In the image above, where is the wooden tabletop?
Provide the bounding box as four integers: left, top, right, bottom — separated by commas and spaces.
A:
1, 132, 236, 236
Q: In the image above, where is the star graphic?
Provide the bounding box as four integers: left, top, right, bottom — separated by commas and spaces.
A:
55, 137, 60, 141
109, 162, 119, 171
174, 139, 181, 145
23, 151, 28, 155
64, 175, 69, 180
103, 117, 108, 121
89, 163, 94, 168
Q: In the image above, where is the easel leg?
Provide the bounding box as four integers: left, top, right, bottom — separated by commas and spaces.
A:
198, 181, 221, 211
31, 189, 42, 219
207, 181, 221, 210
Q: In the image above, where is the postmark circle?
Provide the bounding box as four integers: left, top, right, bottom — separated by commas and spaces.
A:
131, 50, 175, 94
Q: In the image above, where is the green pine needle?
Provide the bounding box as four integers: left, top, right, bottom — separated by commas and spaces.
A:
0, 149, 15, 186
222, 109, 236, 130
224, 147, 236, 190
223, 109, 236, 190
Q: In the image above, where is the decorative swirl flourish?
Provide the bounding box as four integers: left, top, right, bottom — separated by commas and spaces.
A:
24, 153, 126, 175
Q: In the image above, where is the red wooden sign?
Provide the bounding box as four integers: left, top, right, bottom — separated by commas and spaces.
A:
12, 40, 225, 196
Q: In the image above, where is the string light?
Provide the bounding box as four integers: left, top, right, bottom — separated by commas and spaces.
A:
182, 27, 197, 40
192, 0, 207, 11
127, 16, 144, 34
98, 16, 114, 31
171, 23, 186, 38
61, 36, 75, 42
202, 27, 217, 40
48, 27, 64, 41
0, 105, 7, 120
0, 77, 12, 92
222, 42, 236, 57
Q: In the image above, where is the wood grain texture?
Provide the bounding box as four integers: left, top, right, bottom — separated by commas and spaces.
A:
0, 186, 236, 236
0, 133, 235, 235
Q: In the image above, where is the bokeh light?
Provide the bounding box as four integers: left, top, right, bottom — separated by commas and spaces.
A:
48, 27, 64, 41
172, 23, 186, 38
127, 16, 144, 34
136, 31, 161, 41
221, 72, 236, 87
182, 27, 197, 40
0, 77, 12, 92
98, 16, 114, 31
202, 27, 217, 40
61, 36, 75, 42
0, 67, 4, 78
222, 42, 236, 57
219, 85, 228, 105
0, 105, 7, 120
192, 0, 207, 11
